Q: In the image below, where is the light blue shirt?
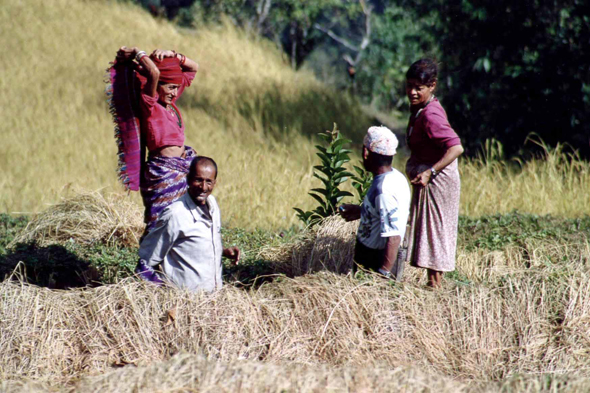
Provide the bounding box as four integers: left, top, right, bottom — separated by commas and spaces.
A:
139, 193, 223, 292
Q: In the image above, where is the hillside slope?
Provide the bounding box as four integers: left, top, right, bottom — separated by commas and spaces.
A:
0, 0, 372, 229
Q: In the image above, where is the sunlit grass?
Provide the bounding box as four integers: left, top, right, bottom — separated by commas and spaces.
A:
460, 138, 590, 217
1, 0, 589, 231
0, 0, 371, 230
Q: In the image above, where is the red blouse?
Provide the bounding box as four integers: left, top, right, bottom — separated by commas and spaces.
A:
407, 98, 461, 165
140, 71, 196, 152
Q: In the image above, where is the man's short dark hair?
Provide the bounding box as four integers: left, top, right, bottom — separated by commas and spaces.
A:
369, 151, 393, 167
188, 156, 218, 180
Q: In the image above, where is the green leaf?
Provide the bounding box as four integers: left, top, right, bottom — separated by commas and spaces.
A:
309, 192, 327, 206
315, 145, 327, 154
316, 152, 331, 164
336, 190, 354, 198
311, 188, 329, 196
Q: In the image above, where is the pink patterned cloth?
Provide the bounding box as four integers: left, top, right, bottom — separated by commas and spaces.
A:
106, 62, 143, 191
405, 159, 460, 272
363, 126, 399, 156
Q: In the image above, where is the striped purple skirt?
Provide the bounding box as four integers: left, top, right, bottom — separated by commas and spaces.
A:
140, 146, 197, 231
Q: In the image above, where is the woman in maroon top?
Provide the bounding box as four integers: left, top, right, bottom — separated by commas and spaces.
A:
404, 59, 464, 288
115, 46, 199, 233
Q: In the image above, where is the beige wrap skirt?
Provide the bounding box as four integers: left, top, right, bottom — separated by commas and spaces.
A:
405, 158, 460, 272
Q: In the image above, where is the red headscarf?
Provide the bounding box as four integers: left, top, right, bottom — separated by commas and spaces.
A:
155, 57, 183, 84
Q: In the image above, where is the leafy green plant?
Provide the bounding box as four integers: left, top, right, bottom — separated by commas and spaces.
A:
294, 123, 354, 226
350, 163, 373, 204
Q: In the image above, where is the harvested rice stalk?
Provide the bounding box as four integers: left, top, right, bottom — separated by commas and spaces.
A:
11, 190, 143, 247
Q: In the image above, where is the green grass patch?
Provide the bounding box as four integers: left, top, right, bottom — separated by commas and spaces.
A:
458, 211, 590, 251
3, 212, 589, 288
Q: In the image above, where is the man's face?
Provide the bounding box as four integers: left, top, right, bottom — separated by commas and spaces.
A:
188, 163, 217, 205
157, 83, 180, 105
362, 146, 370, 170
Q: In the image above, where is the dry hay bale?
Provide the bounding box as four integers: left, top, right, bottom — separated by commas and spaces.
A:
0, 274, 410, 381
12, 190, 143, 247
6, 356, 590, 393
3, 240, 590, 387
65, 353, 468, 393
260, 215, 359, 276
4, 243, 590, 388
259, 215, 425, 284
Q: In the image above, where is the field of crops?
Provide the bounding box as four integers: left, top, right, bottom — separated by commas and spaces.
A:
2, 0, 590, 391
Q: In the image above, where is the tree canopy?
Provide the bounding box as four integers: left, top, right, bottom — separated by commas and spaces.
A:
133, 0, 590, 158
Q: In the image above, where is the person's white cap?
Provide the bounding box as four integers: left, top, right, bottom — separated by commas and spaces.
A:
363, 126, 398, 156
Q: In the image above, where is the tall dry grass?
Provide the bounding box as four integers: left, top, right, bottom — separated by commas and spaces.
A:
2, 213, 590, 390
460, 139, 590, 217
0, 0, 371, 230
2, 0, 589, 233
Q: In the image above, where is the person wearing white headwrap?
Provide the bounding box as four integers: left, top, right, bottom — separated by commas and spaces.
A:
339, 126, 411, 279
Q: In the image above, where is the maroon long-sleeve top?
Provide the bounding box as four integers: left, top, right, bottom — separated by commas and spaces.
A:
406, 97, 461, 165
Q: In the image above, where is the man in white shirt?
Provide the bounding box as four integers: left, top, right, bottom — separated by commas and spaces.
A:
339, 126, 411, 279
136, 156, 240, 292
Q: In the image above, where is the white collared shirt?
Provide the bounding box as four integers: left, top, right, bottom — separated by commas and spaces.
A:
357, 169, 411, 250
139, 193, 223, 292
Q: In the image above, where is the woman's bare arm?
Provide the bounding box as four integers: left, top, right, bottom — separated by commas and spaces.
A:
151, 49, 198, 73
411, 144, 464, 186
116, 46, 159, 97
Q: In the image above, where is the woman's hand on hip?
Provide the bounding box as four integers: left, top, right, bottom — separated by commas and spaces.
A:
411, 170, 432, 187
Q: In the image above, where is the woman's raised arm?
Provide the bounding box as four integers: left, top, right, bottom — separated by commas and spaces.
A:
116, 46, 160, 97
150, 49, 198, 73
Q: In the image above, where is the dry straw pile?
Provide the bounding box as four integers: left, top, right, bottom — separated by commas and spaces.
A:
12, 190, 144, 248
2, 354, 467, 393
260, 215, 360, 276
2, 223, 590, 391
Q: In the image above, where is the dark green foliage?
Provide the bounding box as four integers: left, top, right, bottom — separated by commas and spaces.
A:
458, 211, 590, 251
315, 3, 438, 110
0, 213, 28, 254
0, 213, 296, 288
81, 245, 138, 283
294, 124, 354, 226
350, 163, 373, 204
418, 0, 590, 158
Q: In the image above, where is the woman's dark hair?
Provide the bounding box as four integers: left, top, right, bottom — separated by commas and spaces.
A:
406, 58, 438, 85
189, 156, 218, 180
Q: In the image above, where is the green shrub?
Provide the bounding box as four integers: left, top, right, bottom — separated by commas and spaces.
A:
294, 124, 354, 226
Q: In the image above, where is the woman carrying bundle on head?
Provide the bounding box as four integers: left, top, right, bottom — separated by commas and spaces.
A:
107, 46, 199, 233
404, 59, 464, 288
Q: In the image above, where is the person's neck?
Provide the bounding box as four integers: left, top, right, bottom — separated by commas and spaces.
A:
371, 166, 393, 176
410, 95, 434, 112
189, 194, 208, 208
